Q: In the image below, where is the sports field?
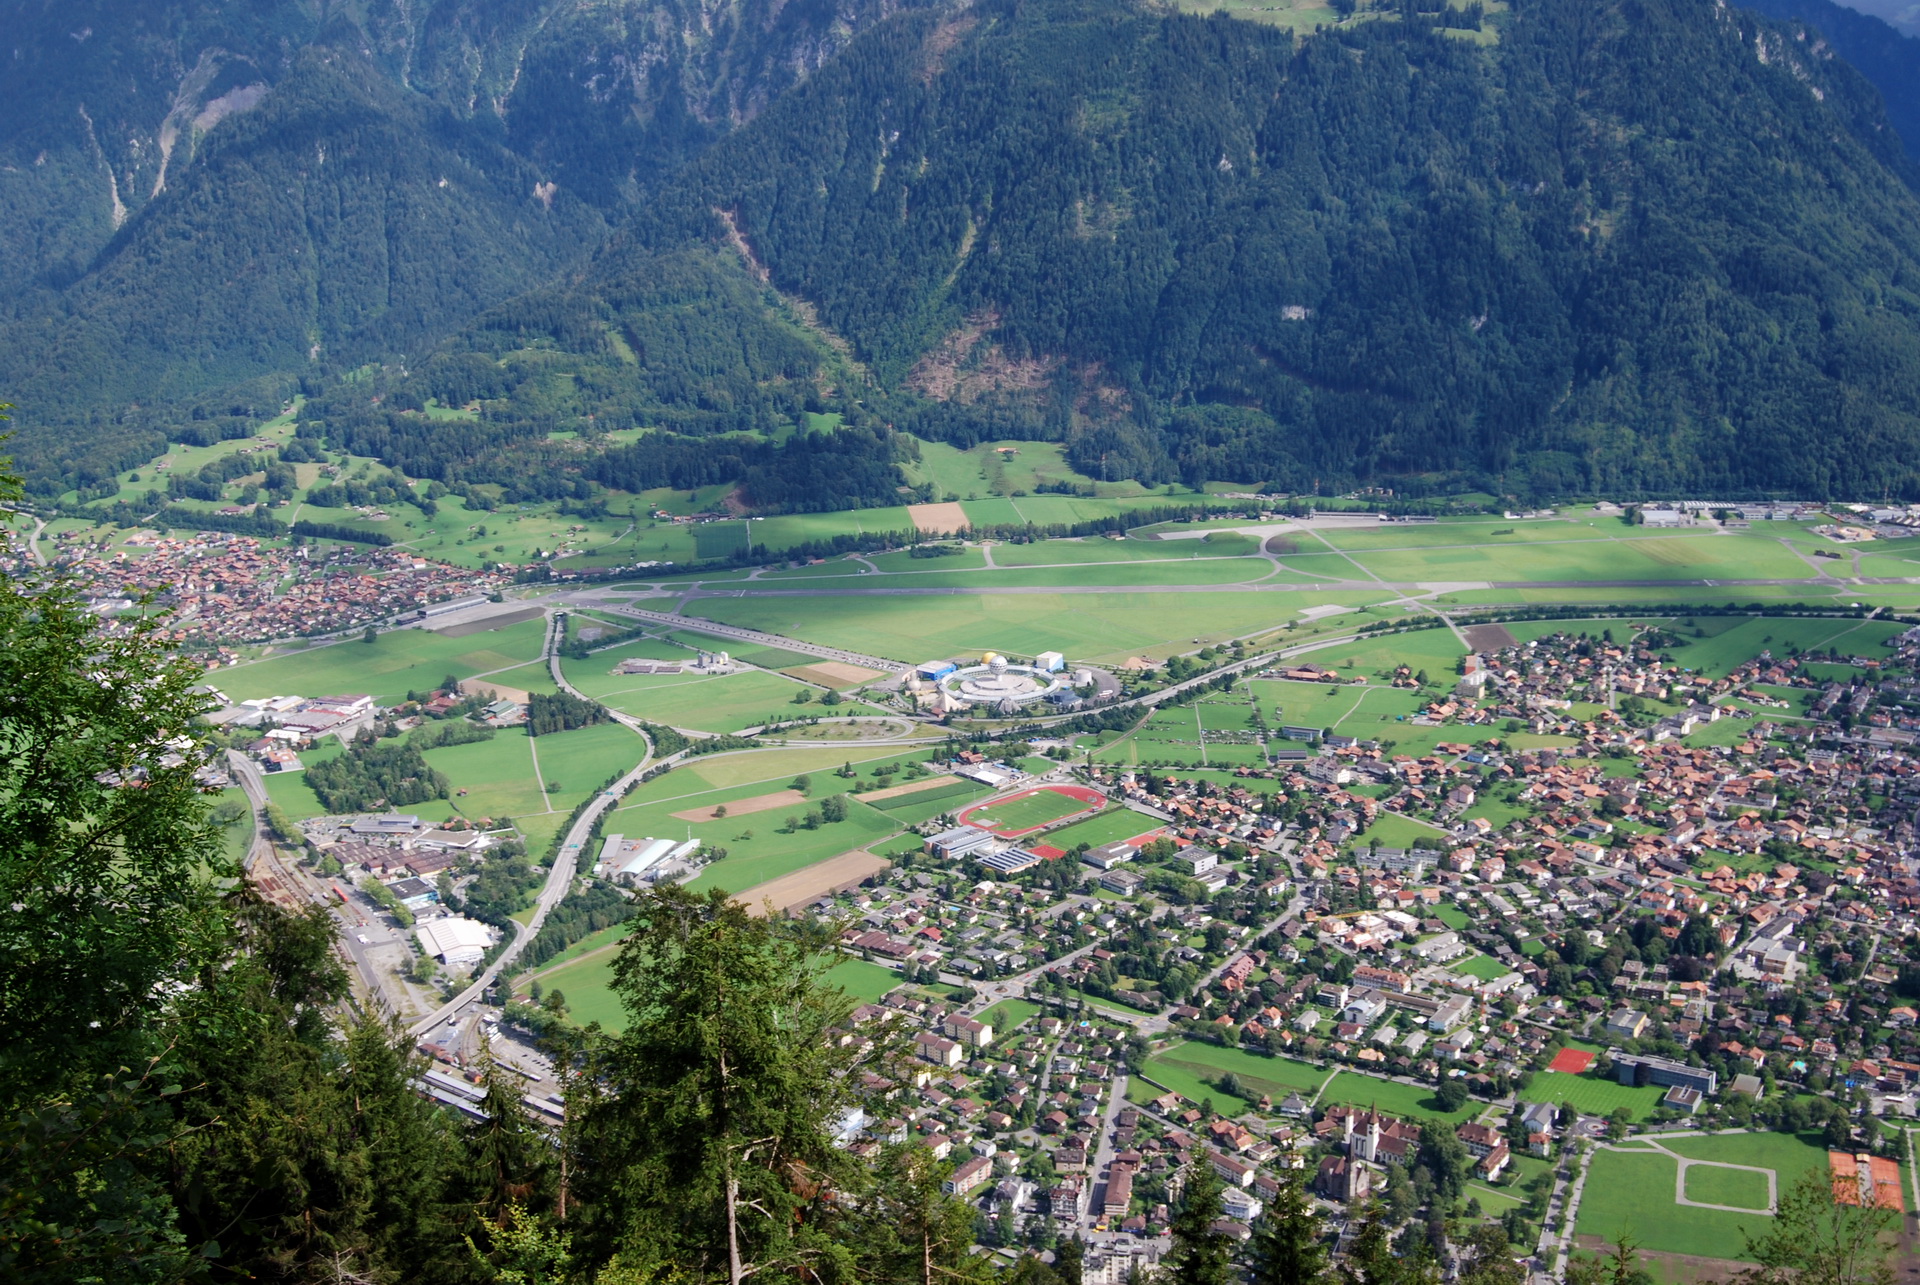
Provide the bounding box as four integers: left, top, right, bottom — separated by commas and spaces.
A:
1519, 1069, 1668, 1121
959, 785, 1105, 836
1043, 809, 1163, 849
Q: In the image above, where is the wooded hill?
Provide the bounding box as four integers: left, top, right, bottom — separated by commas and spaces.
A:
17, 0, 1920, 500
0, 0, 922, 492
318, 0, 1920, 500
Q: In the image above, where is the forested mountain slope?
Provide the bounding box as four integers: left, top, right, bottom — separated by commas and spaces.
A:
363, 0, 1920, 500
0, 0, 922, 490
1740, 0, 1920, 161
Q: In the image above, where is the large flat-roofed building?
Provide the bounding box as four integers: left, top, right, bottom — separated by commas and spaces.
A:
927, 825, 997, 860
1610, 1050, 1717, 1097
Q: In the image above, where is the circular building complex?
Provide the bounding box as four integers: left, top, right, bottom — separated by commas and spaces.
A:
941, 654, 1067, 712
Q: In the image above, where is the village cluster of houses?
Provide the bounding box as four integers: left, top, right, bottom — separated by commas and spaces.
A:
35, 530, 506, 645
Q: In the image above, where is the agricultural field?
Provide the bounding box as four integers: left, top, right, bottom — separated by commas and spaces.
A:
561, 662, 815, 733
217, 617, 548, 706
1659, 616, 1904, 677
602, 747, 941, 896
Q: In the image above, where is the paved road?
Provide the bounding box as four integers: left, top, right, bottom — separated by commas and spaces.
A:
225, 748, 277, 873
408, 620, 657, 1038
1088, 1073, 1132, 1231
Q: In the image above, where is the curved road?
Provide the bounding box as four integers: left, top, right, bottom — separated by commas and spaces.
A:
406, 614, 656, 1038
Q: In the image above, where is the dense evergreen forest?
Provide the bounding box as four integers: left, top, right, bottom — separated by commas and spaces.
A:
18, 0, 1920, 501
1740, 0, 1920, 159
333, 0, 1920, 499
0, 0, 925, 493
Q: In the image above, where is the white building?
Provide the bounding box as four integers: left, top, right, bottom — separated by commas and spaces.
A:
414, 917, 496, 968
1034, 651, 1065, 672
600, 835, 684, 884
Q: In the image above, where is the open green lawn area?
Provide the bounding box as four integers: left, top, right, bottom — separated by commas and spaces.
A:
217, 788, 255, 864
1339, 530, 1818, 585
682, 807, 902, 895
1139, 1053, 1254, 1116
1300, 629, 1469, 677
539, 951, 894, 1033
1572, 1139, 1825, 1262
1452, 954, 1515, 982
826, 958, 904, 1004
1148, 1041, 1330, 1104
1044, 809, 1164, 849
1660, 1130, 1833, 1181
217, 617, 548, 706
1433, 904, 1470, 930
979, 999, 1041, 1041
423, 729, 548, 819
684, 591, 1392, 667
1683, 1164, 1771, 1210
596, 747, 944, 893
562, 663, 808, 733
1518, 1070, 1666, 1120
528, 722, 648, 797
1354, 812, 1447, 848
1316, 1071, 1480, 1125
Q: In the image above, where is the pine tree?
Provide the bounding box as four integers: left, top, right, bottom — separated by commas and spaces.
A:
1163, 1162, 1234, 1285
1250, 1168, 1329, 1285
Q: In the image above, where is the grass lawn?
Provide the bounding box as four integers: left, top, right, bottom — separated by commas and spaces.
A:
1433, 905, 1470, 930
218, 617, 548, 706
682, 806, 903, 895
1660, 1130, 1833, 1180
536, 951, 626, 1030
1316, 1071, 1481, 1125
1518, 1070, 1667, 1121
539, 951, 895, 1033
1661, 617, 1904, 678
528, 722, 649, 797
563, 663, 808, 734
1453, 954, 1515, 982
827, 958, 903, 1004
1683, 1164, 1772, 1210
686, 591, 1392, 668
217, 787, 255, 864
1150, 1041, 1331, 1101
423, 730, 547, 820
1043, 809, 1166, 849
1575, 1149, 1767, 1261
1354, 812, 1447, 848
979, 999, 1041, 1041
1139, 1053, 1254, 1116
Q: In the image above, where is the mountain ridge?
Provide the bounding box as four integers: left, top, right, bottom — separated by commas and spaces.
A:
339, 0, 1920, 501
15, 0, 1920, 502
